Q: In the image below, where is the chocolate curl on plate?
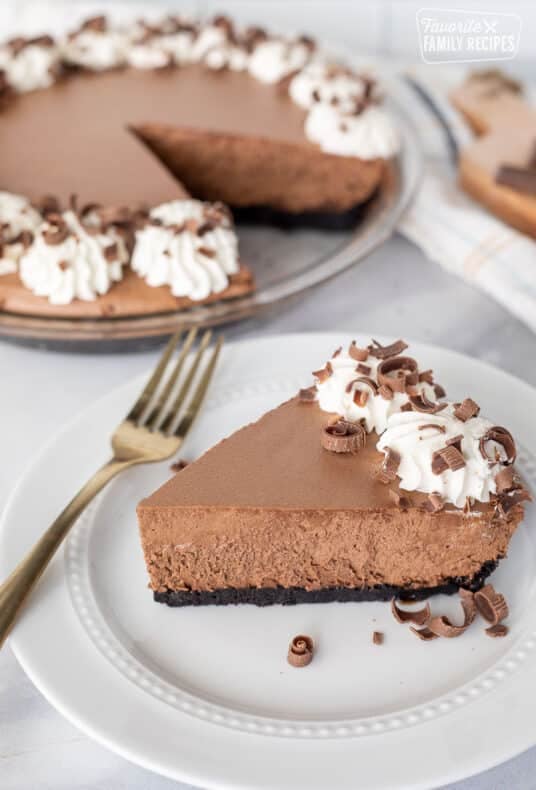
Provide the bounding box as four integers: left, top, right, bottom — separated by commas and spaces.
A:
287, 635, 314, 667
377, 356, 418, 394
427, 589, 476, 638
479, 426, 516, 466
367, 339, 408, 359
410, 626, 439, 641
321, 419, 366, 454
391, 598, 431, 626
486, 624, 509, 638
474, 584, 509, 626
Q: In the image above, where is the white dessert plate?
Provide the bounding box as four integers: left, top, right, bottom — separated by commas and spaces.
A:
1, 332, 535, 790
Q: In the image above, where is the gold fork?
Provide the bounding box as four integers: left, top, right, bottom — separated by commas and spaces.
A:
0, 328, 222, 649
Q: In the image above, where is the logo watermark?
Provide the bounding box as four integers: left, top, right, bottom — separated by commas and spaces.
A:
416, 8, 521, 64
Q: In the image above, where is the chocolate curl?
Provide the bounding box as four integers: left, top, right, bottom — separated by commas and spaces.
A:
453, 398, 480, 422
367, 339, 408, 359
42, 215, 69, 246
298, 385, 317, 403
485, 624, 509, 638
410, 626, 439, 641
427, 591, 476, 638
376, 447, 400, 484
348, 340, 369, 362
372, 631, 384, 645
418, 423, 446, 435
378, 384, 394, 400
474, 584, 509, 626
423, 493, 444, 513
321, 419, 366, 454
479, 426, 516, 466
287, 635, 314, 667
391, 598, 431, 626
377, 356, 418, 394
408, 392, 447, 414
418, 369, 434, 385
312, 361, 333, 384
495, 466, 515, 493
346, 376, 378, 408
431, 444, 466, 475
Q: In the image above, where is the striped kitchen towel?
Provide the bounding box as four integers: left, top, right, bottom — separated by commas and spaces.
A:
397, 66, 536, 333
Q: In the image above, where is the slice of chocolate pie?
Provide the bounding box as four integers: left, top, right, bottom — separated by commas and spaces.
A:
137, 340, 529, 606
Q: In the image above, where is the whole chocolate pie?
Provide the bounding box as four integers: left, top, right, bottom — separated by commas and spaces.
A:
0, 14, 399, 317
137, 339, 530, 607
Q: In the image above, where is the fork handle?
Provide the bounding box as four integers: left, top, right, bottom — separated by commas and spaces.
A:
0, 458, 130, 649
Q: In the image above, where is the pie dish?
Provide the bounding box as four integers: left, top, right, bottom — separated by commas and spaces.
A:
137, 339, 529, 606
0, 14, 400, 318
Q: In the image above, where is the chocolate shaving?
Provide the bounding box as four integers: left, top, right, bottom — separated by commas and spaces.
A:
446, 434, 463, 452
198, 246, 216, 258
348, 340, 368, 362
479, 426, 516, 465
287, 634, 314, 667
298, 385, 317, 403
312, 362, 333, 384
408, 392, 447, 414
424, 493, 444, 512
356, 363, 371, 375
321, 419, 366, 454
431, 444, 466, 474
400, 403, 413, 412
497, 488, 532, 515
474, 584, 509, 625
427, 592, 476, 638
346, 376, 379, 398
495, 466, 515, 493
388, 489, 411, 509
34, 194, 61, 217
103, 242, 119, 262
80, 14, 107, 33
170, 460, 188, 473
372, 631, 384, 645
418, 370, 434, 385
332, 346, 342, 358
485, 624, 509, 638
368, 339, 408, 359
453, 398, 480, 422
378, 384, 394, 401
391, 598, 431, 626
42, 216, 69, 245
418, 423, 446, 435
377, 356, 418, 394
376, 448, 401, 484
410, 626, 438, 641
434, 384, 446, 399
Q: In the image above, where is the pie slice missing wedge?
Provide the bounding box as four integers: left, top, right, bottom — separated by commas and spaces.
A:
137, 340, 530, 606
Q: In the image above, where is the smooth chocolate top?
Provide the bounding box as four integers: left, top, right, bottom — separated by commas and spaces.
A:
141, 397, 491, 512
0, 66, 308, 207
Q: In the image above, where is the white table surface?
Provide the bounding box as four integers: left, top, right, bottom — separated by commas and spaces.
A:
1, 233, 536, 790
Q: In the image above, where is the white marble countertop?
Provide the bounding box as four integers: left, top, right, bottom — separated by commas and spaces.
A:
1, 233, 536, 790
